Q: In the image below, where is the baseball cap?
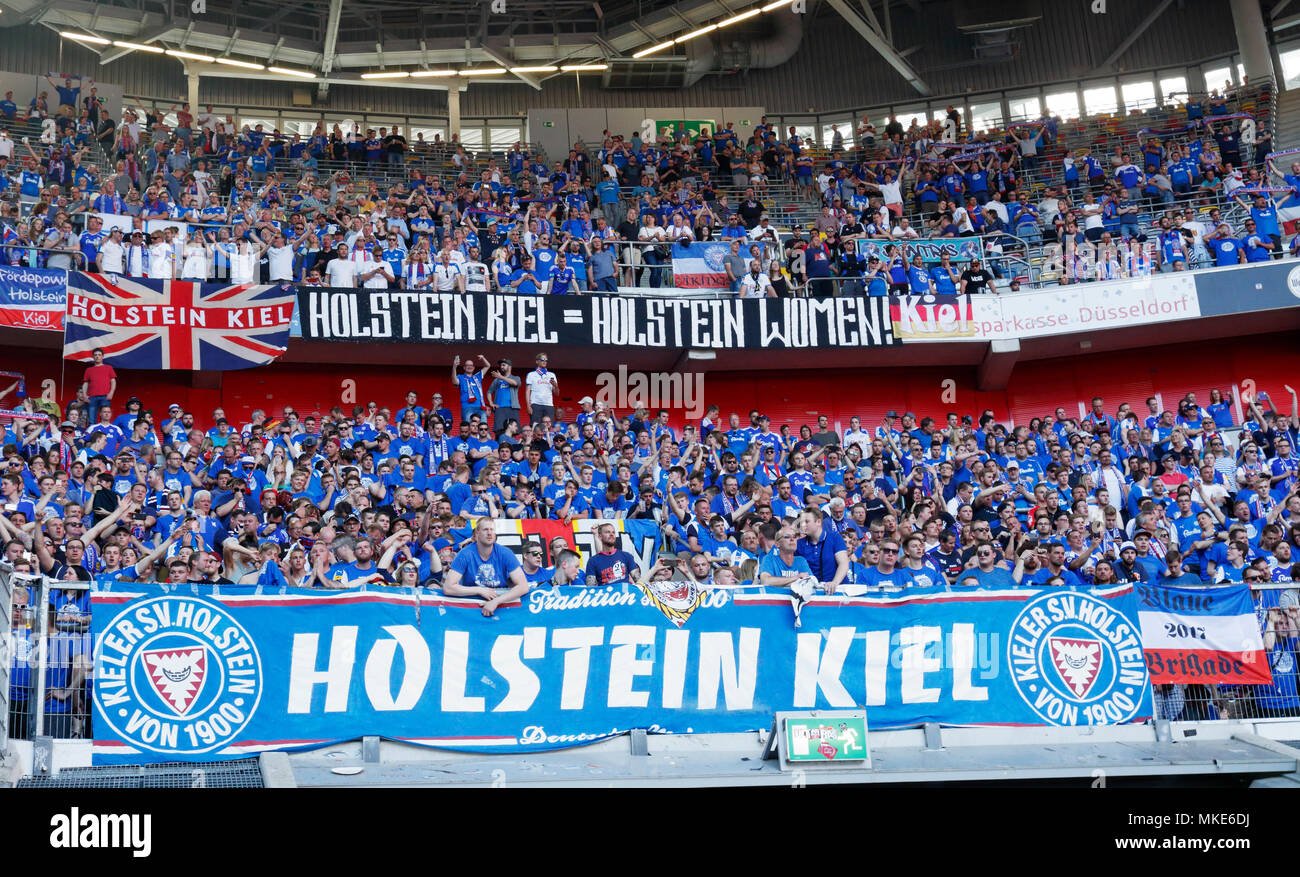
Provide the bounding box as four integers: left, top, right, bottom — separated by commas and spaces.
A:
1005, 461, 1019, 470
579, 396, 594, 405
1119, 541, 1136, 553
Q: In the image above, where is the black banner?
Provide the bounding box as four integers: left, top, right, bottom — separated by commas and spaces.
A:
294, 288, 899, 349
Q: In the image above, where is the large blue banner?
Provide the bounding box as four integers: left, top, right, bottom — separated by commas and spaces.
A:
91, 582, 1153, 763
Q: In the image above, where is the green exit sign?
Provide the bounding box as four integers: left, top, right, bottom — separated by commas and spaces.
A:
543, 121, 554, 127
741, 119, 750, 126
784, 714, 867, 762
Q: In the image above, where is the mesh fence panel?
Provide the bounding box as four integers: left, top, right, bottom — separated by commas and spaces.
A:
7, 580, 94, 741
1152, 586, 1300, 721
18, 758, 266, 789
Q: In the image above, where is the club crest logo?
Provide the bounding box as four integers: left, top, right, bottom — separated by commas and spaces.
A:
637, 577, 706, 627
1007, 591, 1148, 726
142, 647, 208, 715
1048, 637, 1101, 699
703, 244, 728, 271
94, 596, 263, 755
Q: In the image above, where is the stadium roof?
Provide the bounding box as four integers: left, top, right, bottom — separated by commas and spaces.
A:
0, 0, 935, 94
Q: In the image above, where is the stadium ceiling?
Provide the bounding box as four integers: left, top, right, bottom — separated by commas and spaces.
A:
3, 0, 942, 94
7, 0, 753, 72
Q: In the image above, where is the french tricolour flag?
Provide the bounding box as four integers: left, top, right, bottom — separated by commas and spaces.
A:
1136, 583, 1271, 685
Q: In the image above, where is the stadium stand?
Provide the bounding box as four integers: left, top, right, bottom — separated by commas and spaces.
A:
3, 76, 1290, 292
2, 0, 1300, 789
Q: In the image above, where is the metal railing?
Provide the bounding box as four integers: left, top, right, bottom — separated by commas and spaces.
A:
0, 243, 88, 272
4, 570, 93, 743
1156, 583, 1300, 722
4, 566, 1299, 759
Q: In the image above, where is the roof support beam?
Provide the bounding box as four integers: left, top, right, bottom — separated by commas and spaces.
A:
853, 0, 885, 38
1095, 0, 1175, 71
317, 0, 343, 97
24, 1, 53, 25
481, 45, 543, 90
824, 0, 930, 94
97, 23, 177, 64
1272, 10, 1300, 29
220, 30, 242, 58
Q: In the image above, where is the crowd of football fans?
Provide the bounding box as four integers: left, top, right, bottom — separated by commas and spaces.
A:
4, 75, 1300, 735
4, 347, 1300, 733
4, 75, 1298, 293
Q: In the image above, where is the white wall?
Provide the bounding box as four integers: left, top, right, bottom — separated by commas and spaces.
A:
527, 105, 765, 160
0, 72, 124, 123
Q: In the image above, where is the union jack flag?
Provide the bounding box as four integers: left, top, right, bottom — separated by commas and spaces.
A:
64, 274, 296, 371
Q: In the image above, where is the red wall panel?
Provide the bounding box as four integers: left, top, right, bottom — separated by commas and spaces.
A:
9, 332, 1298, 433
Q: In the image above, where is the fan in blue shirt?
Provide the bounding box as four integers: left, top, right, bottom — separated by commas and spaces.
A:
547, 261, 577, 294
1209, 230, 1244, 266
907, 259, 933, 294
1242, 225, 1273, 262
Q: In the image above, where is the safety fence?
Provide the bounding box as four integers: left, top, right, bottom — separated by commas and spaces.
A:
4, 564, 1299, 752
0, 243, 87, 272
4, 572, 93, 744
603, 233, 1035, 294
1154, 583, 1300, 723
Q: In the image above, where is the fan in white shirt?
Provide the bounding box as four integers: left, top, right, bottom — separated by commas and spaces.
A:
748, 217, 778, 242
180, 231, 212, 280
666, 217, 695, 242
167, 231, 186, 271
359, 250, 395, 289
97, 228, 126, 274
266, 233, 295, 282
951, 205, 974, 234
432, 252, 465, 293
463, 249, 490, 293
122, 232, 147, 277
324, 245, 358, 288
889, 220, 920, 240
638, 216, 667, 245
147, 236, 176, 279
878, 175, 903, 209
228, 238, 267, 285
737, 261, 776, 298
